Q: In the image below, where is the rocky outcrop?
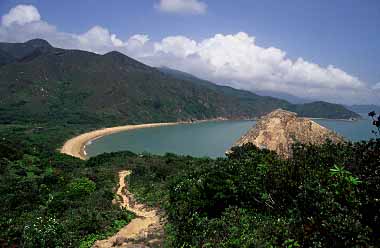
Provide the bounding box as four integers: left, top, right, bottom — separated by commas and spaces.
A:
229, 109, 345, 158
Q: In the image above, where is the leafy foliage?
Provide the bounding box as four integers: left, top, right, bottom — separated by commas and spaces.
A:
22, 216, 65, 248
124, 141, 380, 247
368, 111, 380, 136
0, 140, 136, 247
67, 177, 96, 197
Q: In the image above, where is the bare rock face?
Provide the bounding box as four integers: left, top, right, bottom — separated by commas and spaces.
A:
230, 109, 345, 158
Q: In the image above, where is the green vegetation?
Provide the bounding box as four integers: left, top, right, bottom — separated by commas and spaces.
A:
368, 111, 380, 136
66, 139, 379, 247
0, 39, 359, 128
1, 121, 379, 247
126, 142, 380, 247
0, 123, 90, 155
0, 137, 135, 247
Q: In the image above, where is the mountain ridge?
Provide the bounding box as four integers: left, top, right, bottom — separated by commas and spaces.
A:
0, 39, 360, 126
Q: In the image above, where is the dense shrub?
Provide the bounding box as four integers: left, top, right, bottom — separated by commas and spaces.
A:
67, 177, 96, 197
22, 216, 66, 248
0, 144, 134, 247
163, 140, 380, 247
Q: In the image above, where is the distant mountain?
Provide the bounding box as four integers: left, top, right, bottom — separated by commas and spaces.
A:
347, 105, 380, 115
0, 39, 359, 126
255, 90, 313, 104
291, 101, 361, 119
158, 67, 315, 105
158, 67, 360, 119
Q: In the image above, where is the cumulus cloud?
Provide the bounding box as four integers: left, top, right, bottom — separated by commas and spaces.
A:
77, 26, 125, 53
129, 34, 150, 45
372, 82, 380, 90
0, 4, 377, 104
155, 0, 207, 15
1, 4, 40, 26
142, 32, 370, 104
154, 36, 197, 58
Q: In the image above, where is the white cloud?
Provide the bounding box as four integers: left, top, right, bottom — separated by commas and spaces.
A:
154, 36, 197, 58
77, 26, 125, 53
144, 33, 366, 99
129, 34, 150, 45
155, 0, 207, 15
372, 82, 380, 90
2, 5, 40, 26
0, 4, 378, 104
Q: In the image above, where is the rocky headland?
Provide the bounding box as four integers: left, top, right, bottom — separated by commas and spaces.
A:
230, 109, 345, 158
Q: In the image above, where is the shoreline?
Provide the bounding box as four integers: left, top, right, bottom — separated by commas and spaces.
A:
309, 117, 360, 122
60, 122, 184, 160
60, 115, 358, 160
59, 117, 247, 160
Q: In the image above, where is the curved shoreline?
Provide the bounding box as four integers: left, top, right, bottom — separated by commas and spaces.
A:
59, 116, 355, 160
60, 122, 183, 160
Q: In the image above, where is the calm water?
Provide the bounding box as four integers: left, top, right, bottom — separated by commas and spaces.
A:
86, 117, 375, 158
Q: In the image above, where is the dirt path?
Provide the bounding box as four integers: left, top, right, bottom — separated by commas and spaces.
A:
93, 171, 164, 248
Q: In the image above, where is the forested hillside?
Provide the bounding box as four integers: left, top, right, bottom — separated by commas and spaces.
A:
0, 39, 359, 126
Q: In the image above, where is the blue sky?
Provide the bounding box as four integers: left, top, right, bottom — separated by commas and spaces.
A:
0, 0, 379, 104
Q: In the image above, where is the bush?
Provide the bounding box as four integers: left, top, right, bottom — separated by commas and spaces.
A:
0, 142, 135, 247
22, 216, 65, 248
164, 140, 380, 247
66, 177, 96, 197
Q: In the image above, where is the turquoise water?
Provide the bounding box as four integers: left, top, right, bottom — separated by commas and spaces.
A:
314, 118, 374, 142
86, 117, 376, 158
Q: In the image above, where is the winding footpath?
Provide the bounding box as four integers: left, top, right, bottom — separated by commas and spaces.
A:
60, 125, 169, 247
93, 171, 163, 248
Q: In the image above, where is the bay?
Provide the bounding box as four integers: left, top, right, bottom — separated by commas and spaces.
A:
86, 117, 376, 158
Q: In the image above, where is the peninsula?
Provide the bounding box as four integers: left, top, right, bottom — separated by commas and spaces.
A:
229, 109, 345, 158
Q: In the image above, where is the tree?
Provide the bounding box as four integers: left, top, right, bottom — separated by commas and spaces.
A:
368, 111, 380, 136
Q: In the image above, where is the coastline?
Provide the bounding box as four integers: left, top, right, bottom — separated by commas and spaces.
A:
60, 122, 184, 160
309, 117, 359, 122
59, 115, 358, 160
59, 117, 248, 160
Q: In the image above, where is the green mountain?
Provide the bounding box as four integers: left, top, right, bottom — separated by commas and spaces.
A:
0, 39, 359, 125
158, 67, 360, 120
0, 49, 16, 66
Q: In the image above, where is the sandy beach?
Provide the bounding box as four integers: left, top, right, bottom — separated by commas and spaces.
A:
60, 122, 181, 160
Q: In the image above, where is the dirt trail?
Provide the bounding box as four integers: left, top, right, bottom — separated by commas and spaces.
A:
93, 171, 163, 248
